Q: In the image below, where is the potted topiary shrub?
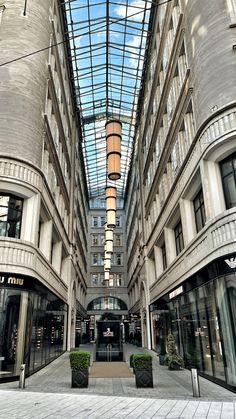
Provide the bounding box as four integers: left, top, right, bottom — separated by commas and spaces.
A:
69, 351, 90, 388
159, 338, 166, 366
133, 353, 153, 387
130, 354, 135, 371
164, 333, 184, 370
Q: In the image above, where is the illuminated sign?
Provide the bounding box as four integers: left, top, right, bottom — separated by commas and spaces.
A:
224, 258, 236, 269
169, 285, 183, 300
103, 328, 114, 337
0, 276, 24, 286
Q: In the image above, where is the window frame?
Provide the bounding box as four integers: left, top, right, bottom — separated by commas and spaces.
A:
220, 152, 236, 209
0, 193, 23, 239
174, 220, 184, 255
193, 188, 206, 233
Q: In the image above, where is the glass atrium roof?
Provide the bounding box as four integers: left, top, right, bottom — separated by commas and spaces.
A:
63, 0, 151, 199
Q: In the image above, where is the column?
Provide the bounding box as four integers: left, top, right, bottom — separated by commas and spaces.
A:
21, 193, 41, 245
39, 219, 53, 261
180, 198, 196, 245
200, 159, 225, 220
164, 226, 176, 264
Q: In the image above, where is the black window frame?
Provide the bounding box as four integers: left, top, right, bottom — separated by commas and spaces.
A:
220, 152, 236, 209
174, 220, 184, 255
0, 193, 23, 239
162, 243, 167, 270
193, 188, 206, 233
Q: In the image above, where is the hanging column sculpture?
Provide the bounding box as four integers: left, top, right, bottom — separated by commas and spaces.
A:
105, 223, 113, 254
104, 120, 122, 287
106, 120, 122, 180
106, 186, 117, 229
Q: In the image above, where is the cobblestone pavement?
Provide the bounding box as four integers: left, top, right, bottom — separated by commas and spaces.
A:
0, 344, 235, 418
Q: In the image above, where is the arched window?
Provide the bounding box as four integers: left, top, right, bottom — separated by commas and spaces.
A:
87, 296, 127, 311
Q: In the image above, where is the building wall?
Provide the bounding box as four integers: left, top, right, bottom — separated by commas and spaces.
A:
126, 0, 236, 359
87, 207, 128, 309
0, 0, 87, 378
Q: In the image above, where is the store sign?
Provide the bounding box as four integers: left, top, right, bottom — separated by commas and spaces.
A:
169, 285, 183, 300
224, 258, 236, 269
103, 328, 114, 337
0, 276, 24, 286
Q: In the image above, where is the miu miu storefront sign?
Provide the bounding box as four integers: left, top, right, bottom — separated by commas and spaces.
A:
0, 276, 24, 286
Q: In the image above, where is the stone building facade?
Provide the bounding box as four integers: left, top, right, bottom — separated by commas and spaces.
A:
0, 0, 87, 379
126, 0, 236, 390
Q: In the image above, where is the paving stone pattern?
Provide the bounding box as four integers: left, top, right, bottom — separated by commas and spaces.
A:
0, 344, 235, 418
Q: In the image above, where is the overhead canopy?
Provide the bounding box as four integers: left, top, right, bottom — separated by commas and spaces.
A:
62, 0, 151, 200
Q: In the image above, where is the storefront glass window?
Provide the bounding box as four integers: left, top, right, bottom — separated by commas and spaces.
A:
0, 279, 67, 381
180, 291, 202, 370
151, 263, 236, 390
215, 275, 236, 386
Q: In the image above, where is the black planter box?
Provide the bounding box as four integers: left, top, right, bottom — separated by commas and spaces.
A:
159, 355, 165, 366
135, 369, 153, 388
71, 369, 89, 388
168, 363, 181, 370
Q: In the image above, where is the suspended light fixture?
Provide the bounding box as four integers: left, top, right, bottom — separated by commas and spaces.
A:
106, 186, 116, 229
106, 120, 122, 181
105, 223, 113, 254
104, 271, 110, 283
104, 252, 111, 271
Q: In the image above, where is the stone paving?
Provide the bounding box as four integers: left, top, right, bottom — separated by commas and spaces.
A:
0, 344, 235, 418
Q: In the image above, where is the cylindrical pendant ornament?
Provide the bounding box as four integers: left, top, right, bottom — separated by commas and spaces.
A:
106, 120, 122, 181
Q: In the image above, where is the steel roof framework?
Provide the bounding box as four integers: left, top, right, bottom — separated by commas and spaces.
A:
63, 0, 151, 200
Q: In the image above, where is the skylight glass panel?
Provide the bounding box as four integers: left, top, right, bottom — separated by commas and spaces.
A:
63, 0, 150, 201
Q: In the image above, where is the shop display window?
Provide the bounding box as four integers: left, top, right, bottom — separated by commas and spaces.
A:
0, 279, 67, 380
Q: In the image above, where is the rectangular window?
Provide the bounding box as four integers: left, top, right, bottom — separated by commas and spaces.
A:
116, 215, 122, 227
100, 216, 105, 227
174, 221, 184, 255
220, 153, 236, 209
92, 216, 98, 227
92, 234, 98, 245
114, 253, 122, 266
91, 274, 98, 286
0, 194, 23, 239
115, 234, 122, 246
193, 189, 206, 233
92, 253, 98, 265
162, 244, 167, 270
100, 234, 105, 245
114, 274, 122, 286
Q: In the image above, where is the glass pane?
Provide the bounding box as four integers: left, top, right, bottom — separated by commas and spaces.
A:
215, 276, 236, 386
0, 289, 27, 378
223, 174, 236, 208
196, 286, 213, 376
180, 291, 203, 370
205, 282, 225, 381
221, 160, 233, 176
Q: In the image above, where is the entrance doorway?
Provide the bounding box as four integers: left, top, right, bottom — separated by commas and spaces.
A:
96, 320, 123, 361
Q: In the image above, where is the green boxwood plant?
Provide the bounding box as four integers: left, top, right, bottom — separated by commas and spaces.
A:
69, 351, 90, 370
132, 353, 152, 370
130, 354, 134, 368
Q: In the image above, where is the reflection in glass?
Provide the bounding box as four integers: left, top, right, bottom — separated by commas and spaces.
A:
180, 291, 202, 370
215, 276, 236, 386
87, 296, 127, 311
0, 283, 67, 381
